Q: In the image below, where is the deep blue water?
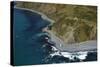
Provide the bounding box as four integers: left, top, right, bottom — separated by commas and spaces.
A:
13, 7, 97, 66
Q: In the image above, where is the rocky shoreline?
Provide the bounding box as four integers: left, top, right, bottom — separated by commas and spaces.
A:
15, 7, 97, 52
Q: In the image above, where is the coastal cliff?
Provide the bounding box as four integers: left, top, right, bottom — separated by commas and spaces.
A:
15, 1, 97, 44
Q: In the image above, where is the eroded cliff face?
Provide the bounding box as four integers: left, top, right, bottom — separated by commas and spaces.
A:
15, 1, 97, 44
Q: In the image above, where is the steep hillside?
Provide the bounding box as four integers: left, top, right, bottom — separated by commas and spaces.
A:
15, 1, 97, 43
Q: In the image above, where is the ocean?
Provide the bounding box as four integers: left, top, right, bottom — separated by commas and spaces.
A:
13, 7, 97, 66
